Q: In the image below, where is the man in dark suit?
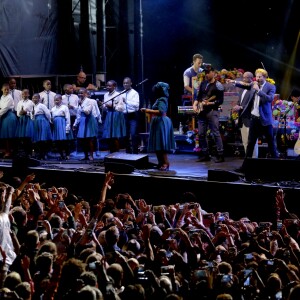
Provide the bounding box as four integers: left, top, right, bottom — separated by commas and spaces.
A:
231, 71, 258, 158
232, 68, 278, 172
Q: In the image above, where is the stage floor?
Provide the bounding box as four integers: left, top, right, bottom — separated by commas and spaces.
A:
1, 150, 300, 222
1, 149, 300, 184
0, 150, 244, 181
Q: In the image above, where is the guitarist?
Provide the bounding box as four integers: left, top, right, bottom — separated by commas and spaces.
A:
192, 66, 225, 163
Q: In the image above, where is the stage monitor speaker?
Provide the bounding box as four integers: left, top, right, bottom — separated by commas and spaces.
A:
104, 162, 135, 174
208, 169, 241, 182
12, 156, 41, 175
244, 158, 300, 182
104, 152, 149, 170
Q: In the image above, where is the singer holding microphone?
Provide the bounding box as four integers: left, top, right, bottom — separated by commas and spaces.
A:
231, 68, 278, 173
121, 77, 140, 154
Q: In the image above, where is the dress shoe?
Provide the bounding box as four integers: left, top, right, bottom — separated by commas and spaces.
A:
196, 155, 210, 162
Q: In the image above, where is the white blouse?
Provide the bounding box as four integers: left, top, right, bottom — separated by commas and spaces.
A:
0, 94, 15, 117
51, 104, 71, 131
16, 99, 34, 117
32, 103, 51, 122
73, 97, 93, 127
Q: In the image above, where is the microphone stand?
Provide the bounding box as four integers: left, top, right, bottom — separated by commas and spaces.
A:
135, 78, 149, 133
101, 89, 128, 152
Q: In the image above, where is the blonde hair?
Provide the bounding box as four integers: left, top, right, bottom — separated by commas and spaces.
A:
255, 68, 268, 78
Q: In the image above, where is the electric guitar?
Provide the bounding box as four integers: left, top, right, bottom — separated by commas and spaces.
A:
294, 129, 300, 155
196, 95, 216, 114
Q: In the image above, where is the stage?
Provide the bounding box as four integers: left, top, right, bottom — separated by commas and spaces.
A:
1, 149, 300, 222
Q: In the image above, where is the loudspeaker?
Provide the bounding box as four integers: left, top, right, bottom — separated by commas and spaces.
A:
104, 152, 149, 170
12, 155, 40, 176
208, 169, 241, 182
244, 158, 300, 182
104, 162, 135, 174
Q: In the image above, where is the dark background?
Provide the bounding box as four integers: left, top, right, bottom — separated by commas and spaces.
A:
0, 0, 299, 128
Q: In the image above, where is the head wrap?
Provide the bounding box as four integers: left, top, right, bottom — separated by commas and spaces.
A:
155, 82, 170, 97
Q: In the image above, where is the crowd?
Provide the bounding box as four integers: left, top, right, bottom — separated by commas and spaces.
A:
0, 169, 299, 299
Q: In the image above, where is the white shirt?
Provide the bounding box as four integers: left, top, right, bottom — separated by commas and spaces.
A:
0, 192, 16, 266
16, 99, 34, 117
73, 97, 93, 127
121, 88, 140, 113
251, 82, 265, 117
32, 102, 52, 122
62, 93, 79, 117
240, 90, 247, 105
51, 104, 71, 131
89, 98, 102, 123
39, 90, 56, 110
104, 90, 122, 110
0, 94, 14, 117
9, 88, 22, 111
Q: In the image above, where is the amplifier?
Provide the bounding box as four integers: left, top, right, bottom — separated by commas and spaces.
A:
89, 90, 106, 100
177, 106, 194, 114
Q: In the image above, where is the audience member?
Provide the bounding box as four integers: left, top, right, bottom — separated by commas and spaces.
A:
0, 168, 299, 300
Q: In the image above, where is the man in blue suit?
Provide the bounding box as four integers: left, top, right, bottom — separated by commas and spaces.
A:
232, 68, 278, 172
